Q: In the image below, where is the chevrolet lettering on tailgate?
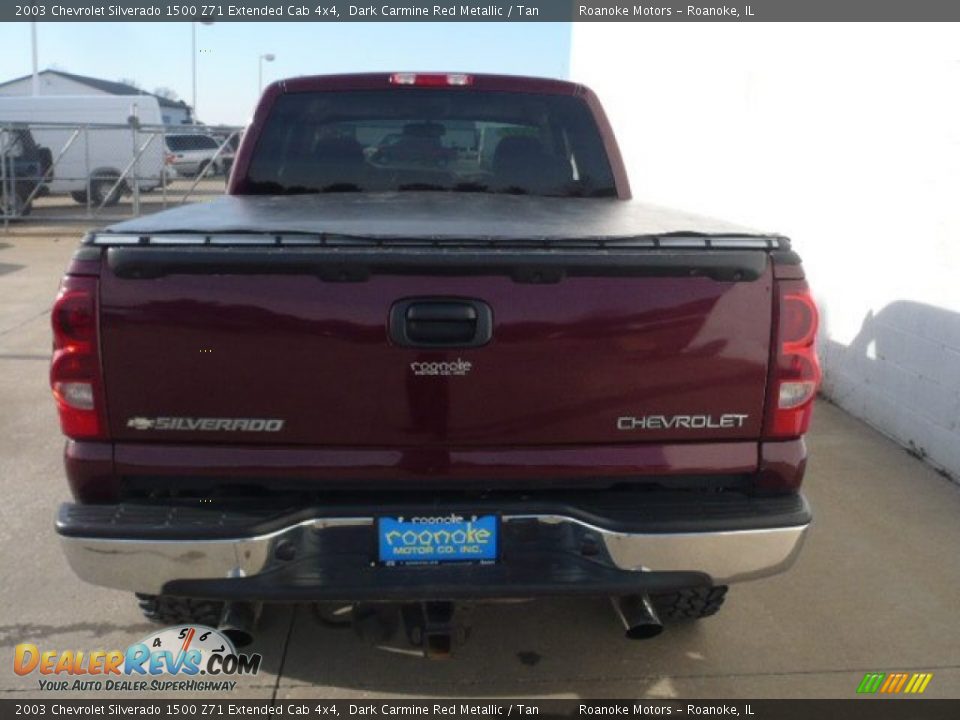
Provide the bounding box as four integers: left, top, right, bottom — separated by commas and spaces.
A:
617, 414, 750, 431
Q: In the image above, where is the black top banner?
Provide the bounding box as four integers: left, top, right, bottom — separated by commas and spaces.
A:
6, 0, 960, 22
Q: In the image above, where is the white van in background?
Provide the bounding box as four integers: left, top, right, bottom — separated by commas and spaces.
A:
0, 95, 167, 206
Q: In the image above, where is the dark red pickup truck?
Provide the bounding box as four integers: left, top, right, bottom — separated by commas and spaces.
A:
51, 73, 819, 653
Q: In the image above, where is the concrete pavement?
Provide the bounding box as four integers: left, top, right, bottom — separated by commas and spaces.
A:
1, 229, 958, 700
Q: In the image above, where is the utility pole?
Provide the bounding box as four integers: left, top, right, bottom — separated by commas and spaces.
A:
31, 23, 39, 95
258, 53, 275, 96
191, 22, 214, 123
191, 22, 197, 119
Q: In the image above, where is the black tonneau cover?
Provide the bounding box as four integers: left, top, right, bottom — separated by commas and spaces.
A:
100, 192, 773, 242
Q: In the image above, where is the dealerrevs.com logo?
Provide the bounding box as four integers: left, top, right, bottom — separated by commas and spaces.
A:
14, 626, 261, 693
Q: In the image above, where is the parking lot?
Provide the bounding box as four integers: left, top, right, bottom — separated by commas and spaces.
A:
3, 178, 228, 226
1, 225, 959, 700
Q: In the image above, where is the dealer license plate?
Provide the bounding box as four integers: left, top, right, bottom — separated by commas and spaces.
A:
377, 514, 498, 565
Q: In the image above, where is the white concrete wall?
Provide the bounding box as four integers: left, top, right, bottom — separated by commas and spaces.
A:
572, 23, 960, 480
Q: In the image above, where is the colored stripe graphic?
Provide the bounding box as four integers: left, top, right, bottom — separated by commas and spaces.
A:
857, 673, 885, 693
858, 672, 933, 694
905, 673, 933, 694
885, 673, 909, 693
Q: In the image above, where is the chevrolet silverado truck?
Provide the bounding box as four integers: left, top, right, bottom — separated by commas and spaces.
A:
51, 73, 819, 654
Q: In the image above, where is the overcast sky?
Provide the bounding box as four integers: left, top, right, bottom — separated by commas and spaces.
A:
0, 22, 571, 125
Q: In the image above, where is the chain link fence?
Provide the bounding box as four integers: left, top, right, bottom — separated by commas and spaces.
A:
0, 121, 243, 228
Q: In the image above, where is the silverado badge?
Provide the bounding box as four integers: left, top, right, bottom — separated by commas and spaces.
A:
126, 417, 285, 432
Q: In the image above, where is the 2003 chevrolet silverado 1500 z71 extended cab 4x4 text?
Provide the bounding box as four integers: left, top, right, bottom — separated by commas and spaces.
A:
51, 72, 819, 654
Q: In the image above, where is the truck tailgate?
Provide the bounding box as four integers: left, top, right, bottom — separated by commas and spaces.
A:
98, 247, 773, 447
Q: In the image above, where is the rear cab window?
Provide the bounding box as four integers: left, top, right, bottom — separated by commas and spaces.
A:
166, 135, 188, 152
167, 135, 220, 151
241, 89, 617, 198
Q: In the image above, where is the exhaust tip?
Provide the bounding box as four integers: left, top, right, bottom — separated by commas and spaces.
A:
624, 623, 664, 641
221, 627, 254, 648
219, 601, 258, 649
613, 595, 664, 641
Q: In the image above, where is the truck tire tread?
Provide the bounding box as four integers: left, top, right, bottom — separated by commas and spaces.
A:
135, 593, 224, 626
651, 586, 727, 621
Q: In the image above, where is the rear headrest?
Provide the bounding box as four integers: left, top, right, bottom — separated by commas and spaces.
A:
313, 136, 364, 163
402, 122, 445, 139
492, 136, 572, 194
493, 136, 544, 168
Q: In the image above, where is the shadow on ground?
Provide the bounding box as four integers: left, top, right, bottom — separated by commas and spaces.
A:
257, 597, 714, 698
820, 300, 960, 481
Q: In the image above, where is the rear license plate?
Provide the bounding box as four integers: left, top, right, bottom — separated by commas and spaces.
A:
377, 515, 498, 565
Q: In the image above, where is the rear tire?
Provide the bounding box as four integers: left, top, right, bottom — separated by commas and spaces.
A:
651, 586, 728, 621
89, 172, 125, 207
136, 593, 224, 626
2, 185, 31, 218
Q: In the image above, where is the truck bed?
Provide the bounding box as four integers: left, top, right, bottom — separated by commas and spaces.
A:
99, 192, 771, 242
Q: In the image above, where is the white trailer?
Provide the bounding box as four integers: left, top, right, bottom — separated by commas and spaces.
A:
0, 95, 167, 205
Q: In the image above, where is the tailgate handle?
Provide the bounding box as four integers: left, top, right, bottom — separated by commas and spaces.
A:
390, 299, 493, 348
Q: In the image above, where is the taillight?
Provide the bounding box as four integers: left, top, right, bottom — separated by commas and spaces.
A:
764, 280, 822, 438
51, 276, 107, 440
389, 73, 474, 87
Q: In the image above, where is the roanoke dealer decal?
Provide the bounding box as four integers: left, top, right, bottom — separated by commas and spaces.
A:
14, 626, 261, 692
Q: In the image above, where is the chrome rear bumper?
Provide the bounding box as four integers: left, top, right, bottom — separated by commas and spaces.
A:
57, 502, 810, 596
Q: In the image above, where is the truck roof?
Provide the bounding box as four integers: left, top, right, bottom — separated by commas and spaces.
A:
273, 72, 585, 96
